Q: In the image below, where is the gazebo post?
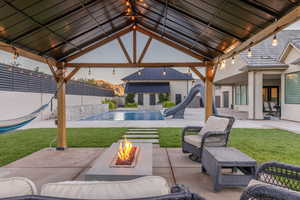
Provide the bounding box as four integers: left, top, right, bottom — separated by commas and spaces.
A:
56, 63, 67, 150
205, 65, 214, 121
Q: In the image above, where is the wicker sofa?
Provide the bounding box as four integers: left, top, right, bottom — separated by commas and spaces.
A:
182, 115, 235, 162
0, 176, 202, 200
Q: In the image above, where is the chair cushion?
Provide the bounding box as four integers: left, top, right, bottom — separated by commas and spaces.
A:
184, 135, 225, 147
41, 176, 170, 200
199, 116, 229, 136
0, 177, 37, 198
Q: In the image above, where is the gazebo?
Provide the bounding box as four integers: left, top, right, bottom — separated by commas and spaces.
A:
0, 0, 299, 150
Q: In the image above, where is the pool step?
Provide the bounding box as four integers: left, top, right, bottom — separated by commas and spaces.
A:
126, 131, 158, 134
127, 128, 157, 131
123, 135, 159, 139
119, 139, 159, 144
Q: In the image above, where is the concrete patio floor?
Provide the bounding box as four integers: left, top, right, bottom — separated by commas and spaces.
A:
1, 147, 243, 200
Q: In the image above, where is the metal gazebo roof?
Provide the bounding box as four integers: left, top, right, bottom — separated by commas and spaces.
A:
0, 0, 299, 63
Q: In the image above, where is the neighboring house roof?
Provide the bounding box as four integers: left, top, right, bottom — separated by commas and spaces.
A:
291, 58, 300, 65
290, 39, 300, 50
125, 82, 170, 93
240, 30, 300, 66
122, 67, 193, 81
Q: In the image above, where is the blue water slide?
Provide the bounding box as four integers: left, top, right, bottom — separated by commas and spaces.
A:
163, 83, 218, 119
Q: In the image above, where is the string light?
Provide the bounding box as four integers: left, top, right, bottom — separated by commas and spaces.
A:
133, 25, 137, 30
125, 1, 130, 6
88, 67, 91, 76
187, 68, 191, 74
112, 67, 116, 75
220, 60, 226, 69
131, 16, 136, 21
138, 70, 142, 76
162, 67, 167, 76
231, 55, 235, 65
247, 47, 252, 58
272, 34, 278, 46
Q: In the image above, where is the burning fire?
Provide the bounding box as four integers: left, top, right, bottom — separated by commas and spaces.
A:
118, 138, 134, 161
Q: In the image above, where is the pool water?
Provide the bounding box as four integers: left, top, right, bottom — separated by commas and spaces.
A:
81, 110, 164, 120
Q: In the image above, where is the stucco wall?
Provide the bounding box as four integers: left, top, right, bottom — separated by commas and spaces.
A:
214, 86, 233, 108
0, 91, 110, 121
281, 47, 300, 122
169, 80, 193, 103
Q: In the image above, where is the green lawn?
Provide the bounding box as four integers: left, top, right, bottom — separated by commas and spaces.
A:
0, 128, 126, 167
0, 128, 300, 167
159, 128, 300, 165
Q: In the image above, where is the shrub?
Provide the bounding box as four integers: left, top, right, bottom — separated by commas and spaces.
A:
158, 93, 169, 103
125, 93, 135, 104
163, 101, 176, 108
102, 99, 117, 110
125, 103, 138, 108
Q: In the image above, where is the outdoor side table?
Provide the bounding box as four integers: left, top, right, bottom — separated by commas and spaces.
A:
202, 147, 256, 192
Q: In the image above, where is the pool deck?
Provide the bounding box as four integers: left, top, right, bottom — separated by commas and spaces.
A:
1, 147, 243, 200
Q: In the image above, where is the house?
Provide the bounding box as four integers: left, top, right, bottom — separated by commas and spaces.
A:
122, 67, 194, 107
214, 30, 300, 121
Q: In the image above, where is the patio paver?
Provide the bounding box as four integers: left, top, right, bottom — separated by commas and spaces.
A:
167, 148, 200, 168
1, 146, 245, 199
173, 168, 243, 200
4, 148, 104, 168
153, 148, 170, 168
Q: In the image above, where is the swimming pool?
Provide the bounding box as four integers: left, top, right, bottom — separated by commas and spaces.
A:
81, 110, 164, 120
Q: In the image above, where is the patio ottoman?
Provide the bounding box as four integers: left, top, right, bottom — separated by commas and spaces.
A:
202, 147, 256, 192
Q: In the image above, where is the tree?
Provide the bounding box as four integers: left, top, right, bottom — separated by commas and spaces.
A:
125, 93, 135, 104
158, 93, 169, 103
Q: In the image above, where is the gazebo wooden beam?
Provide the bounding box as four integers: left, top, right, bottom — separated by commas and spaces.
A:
0, 41, 57, 66
133, 29, 137, 63
189, 67, 205, 82
205, 66, 214, 121
64, 66, 81, 82
136, 26, 206, 61
117, 37, 132, 63
65, 62, 208, 68
64, 26, 132, 62
138, 37, 152, 63
214, 6, 300, 63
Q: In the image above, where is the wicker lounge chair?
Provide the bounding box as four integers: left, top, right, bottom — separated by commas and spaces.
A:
240, 161, 300, 200
240, 184, 300, 200
182, 115, 235, 162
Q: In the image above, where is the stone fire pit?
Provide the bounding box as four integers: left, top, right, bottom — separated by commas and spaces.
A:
85, 143, 152, 181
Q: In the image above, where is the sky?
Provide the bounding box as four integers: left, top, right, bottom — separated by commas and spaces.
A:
0, 20, 299, 84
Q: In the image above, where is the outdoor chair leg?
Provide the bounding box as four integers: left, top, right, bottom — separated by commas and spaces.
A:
189, 154, 201, 162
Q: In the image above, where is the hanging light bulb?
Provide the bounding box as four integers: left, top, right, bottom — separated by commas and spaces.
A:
112, 67, 116, 75
162, 67, 167, 76
88, 67, 91, 76
272, 34, 278, 46
247, 47, 252, 58
231, 55, 235, 64
220, 60, 226, 70
133, 25, 137, 30
138, 70, 142, 76
187, 68, 191, 74
125, 1, 130, 6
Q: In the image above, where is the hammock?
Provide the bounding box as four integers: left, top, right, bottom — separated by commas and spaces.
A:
0, 103, 50, 134
0, 81, 62, 134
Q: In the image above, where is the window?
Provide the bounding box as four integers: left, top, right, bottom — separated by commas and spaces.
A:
285, 72, 300, 104
234, 85, 247, 105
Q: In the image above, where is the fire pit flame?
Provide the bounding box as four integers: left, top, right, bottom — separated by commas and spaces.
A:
118, 138, 133, 161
